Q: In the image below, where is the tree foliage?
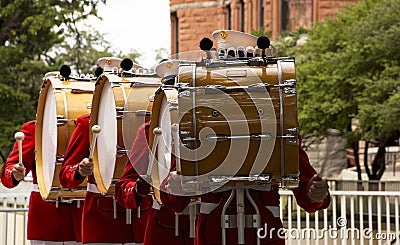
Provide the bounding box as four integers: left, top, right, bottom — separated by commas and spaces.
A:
0, 0, 106, 161
294, 0, 400, 179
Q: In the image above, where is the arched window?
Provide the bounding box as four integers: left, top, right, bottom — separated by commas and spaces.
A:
282, 0, 313, 31
227, 4, 232, 30
240, 0, 245, 32
260, 0, 264, 29
171, 11, 179, 54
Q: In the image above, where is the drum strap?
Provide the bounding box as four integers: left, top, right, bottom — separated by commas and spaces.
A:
152, 199, 161, 210
32, 184, 40, 192
149, 132, 162, 203
87, 183, 100, 194
200, 201, 219, 214
265, 205, 280, 218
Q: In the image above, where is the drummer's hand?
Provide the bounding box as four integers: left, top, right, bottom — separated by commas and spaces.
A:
12, 163, 26, 181
78, 158, 94, 177
135, 177, 151, 197
308, 174, 329, 203
165, 171, 184, 195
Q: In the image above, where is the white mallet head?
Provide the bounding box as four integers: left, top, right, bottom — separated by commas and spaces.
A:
171, 123, 179, 132
153, 127, 162, 135
14, 132, 25, 141
92, 125, 101, 134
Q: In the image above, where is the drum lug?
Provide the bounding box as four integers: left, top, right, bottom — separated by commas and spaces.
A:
205, 84, 226, 90
176, 83, 189, 88
248, 83, 268, 89
56, 116, 68, 125
178, 90, 190, 97
283, 79, 297, 94
181, 137, 196, 142
208, 174, 272, 183
284, 87, 297, 94
205, 133, 273, 141
168, 100, 179, 111
180, 131, 191, 137
169, 106, 179, 111
285, 128, 299, 145
135, 110, 151, 116
56, 155, 64, 163
245, 83, 271, 92
117, 149, 128, 155
281, 172, 300, 189
283, 79, 296, 87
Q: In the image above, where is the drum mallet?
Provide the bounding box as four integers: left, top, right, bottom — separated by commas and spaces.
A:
256, 36, 270, 58
14, 132, 25, 167
89, 125, 101, 161
199, 38, 214, 60
147, 127, 163, 177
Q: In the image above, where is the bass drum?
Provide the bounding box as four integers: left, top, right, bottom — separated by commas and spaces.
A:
148, 86, 179, 203
150, 58, 299, 195
90, 74, 160, 195
177, 58, 299, 189
36, 75, 94, 200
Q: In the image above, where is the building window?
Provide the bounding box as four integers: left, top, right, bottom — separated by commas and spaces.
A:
240, 0, 245, 32
171, 12, 179, 54
227, 4, 232, 30
260, 0, 264, 29
282, 0, 313, 31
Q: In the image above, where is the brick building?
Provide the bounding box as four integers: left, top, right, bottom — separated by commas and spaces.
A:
169, 0, 359, 54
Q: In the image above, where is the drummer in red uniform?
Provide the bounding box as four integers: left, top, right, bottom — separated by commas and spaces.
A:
162, 145, 330, 245
114, 60, 194, 245
158, 31, 331, 245
59, 57, 151, 244
1, 119, 83, 244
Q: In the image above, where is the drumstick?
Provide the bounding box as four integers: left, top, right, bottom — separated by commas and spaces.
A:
14, 132, 25, 167
147, 127, 162, 177
89, 125, 101, 161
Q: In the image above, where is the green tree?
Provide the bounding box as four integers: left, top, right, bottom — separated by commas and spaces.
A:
51, 24, 115, 75
251, 26, 272, 38
0, 0, 106, 162
155, 47, 170, 63
295, 0, 400, 180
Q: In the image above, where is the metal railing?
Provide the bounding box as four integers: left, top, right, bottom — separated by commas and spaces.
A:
0, 193, 29, 245
279, 190, 400, 245
1, 188, 399, 245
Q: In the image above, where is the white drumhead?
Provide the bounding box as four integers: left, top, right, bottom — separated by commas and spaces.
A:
41, 85, 57, 195
157, 95, 172, 184
97, 81, 117, 190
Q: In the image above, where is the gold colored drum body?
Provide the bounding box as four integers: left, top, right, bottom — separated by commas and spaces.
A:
36, 77, 94, 200
90, 74, 160, 194
150, 58, 299, 193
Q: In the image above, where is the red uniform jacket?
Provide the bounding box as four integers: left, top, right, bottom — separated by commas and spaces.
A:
59, 114, 150, 243
115, 122, 194, 245
160, 141, 331, 245
1, 120, 82, 242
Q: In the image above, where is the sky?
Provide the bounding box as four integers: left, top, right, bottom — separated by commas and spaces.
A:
91, 0, 171, 68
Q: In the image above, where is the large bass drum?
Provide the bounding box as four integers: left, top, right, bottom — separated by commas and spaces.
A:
36, 74, 95, 200
90, 73, 160, 195
150, 58, 299, 194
